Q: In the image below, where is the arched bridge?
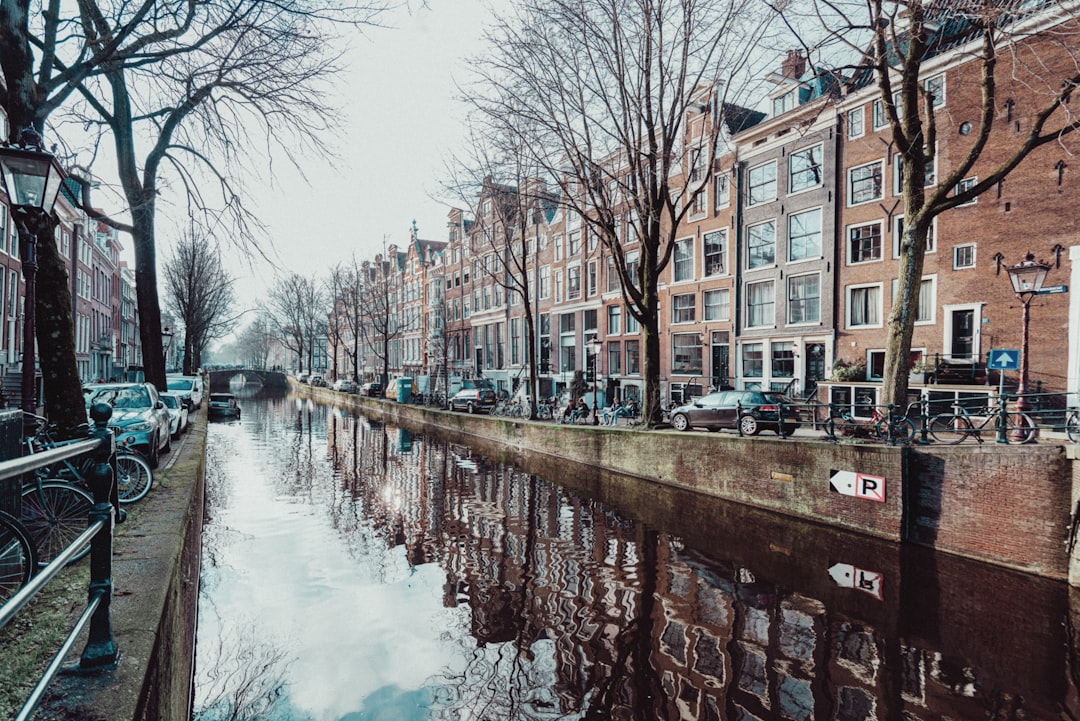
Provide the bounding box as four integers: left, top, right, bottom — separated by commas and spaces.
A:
207, 368, 290, 392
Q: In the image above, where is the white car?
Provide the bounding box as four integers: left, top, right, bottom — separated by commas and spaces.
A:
166, 374, 204, 409
160, 392, 190, 438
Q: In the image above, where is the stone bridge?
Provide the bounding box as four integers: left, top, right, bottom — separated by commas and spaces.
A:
207, 368, 290, 392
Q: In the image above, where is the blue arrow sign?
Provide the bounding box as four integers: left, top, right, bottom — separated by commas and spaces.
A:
988, 349, 1020, 370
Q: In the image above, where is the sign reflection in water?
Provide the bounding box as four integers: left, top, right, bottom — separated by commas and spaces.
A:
195, 389, 1076, 721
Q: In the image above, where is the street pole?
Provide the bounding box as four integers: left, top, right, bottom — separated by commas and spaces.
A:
17, 218, 38, 435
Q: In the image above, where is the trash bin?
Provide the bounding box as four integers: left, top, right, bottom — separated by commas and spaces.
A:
397, 377, 413, 404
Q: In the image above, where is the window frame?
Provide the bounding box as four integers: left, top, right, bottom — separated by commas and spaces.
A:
953, 244, 976, 270
787, 272, 821, 325
847, 221, 883, 265
672, 293, 696, 324
847, 107, 864, 139
746, 220, 776, 270
846, 283, 883, 329
788, 144, 824, 194
787, 207, 822, 263
848, 160, 884, 206
703, 288, 730, 322
747, 161, 777, 207
744, 279, 775, 329
673, 237, 694, 283
703, 229, 727, 277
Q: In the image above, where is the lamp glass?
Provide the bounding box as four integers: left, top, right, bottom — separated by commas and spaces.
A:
0, 147, 65, 212
1007, 259, 1050, 294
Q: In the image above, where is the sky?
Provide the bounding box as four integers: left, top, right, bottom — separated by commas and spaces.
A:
116, 1, 501, 315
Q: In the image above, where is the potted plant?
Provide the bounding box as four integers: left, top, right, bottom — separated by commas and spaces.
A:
830, 358, 866, 382
908, 360, 935, 384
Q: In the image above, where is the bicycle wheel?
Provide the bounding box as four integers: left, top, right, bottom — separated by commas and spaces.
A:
876, 416, 916, 444
1004, 412, 1038, 444
20, 480, 94, 567
1067, 412, 1080, 443
929, 414, 971, 444
0, 510, 36, 604
116, 453, 153, 504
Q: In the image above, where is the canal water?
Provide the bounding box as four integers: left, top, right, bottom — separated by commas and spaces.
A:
193, 388, 1077, 721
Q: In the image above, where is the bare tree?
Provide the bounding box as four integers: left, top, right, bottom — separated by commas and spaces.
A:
326, 263, 363, 381
163, 230, 238, 374
470, 0, 775, 425
774, 0, 1080, 406
267, 273, 324, 373
360, 250, 412, 387
236, 314, 273, 370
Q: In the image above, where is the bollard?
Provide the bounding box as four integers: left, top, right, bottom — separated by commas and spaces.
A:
777, 400, 788, 439
736, 400, 744, 437
79, 402, 119, 671
918, 397, 930, 445
996, 392, 1010, 444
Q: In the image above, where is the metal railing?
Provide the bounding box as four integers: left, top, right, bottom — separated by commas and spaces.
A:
0, 404, 119, 721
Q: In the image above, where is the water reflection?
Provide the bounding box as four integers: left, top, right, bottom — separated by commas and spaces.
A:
195, 389, 1078, 721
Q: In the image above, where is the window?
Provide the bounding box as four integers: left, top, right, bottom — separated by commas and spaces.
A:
772, 342, 795, 378
917, 278, 934, 323
567, 265, 582, 300
955, 177, 977, 206
587, 260, 598, 296
787, 208, 821, 262
703, 289, 730, 321
924, 74, 945, 107
954, 244, 976, 269
847, 285, 881, 327
539, 266, 550, 299
893, 152, 937, 194
625, 252, 640, 291
714, 174, 730, 210
747, 221, 775, 269
893, 217, 936, 257
607, 305, 621, 335
789, 145, 823, 193
742, 343, 763, 378
510, 318, 521, 365
674, 238, 693, 282
747, 162, 777, 206
772, 90, 795, 116
625, 306, 639, 334
692, 190, 706, 216
848, 161, 883, 204
626, 340, 640, 375
873, 99, 888, 129
745, 280, 775, 328
672, 293, 695, 323
672, 333, 703, 374
848, 222, 882, 263
568, 230, 581, 257
848, 107, 864, 139
607, 342, 622, 374
703, 230, 726, 277
788, 274, 820, 324
606, 256, 620, 292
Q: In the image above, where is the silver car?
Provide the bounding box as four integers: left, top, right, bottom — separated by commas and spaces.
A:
85, 382, 172, 467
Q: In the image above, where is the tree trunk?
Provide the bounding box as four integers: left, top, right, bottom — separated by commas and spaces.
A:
881, 216, 931, 409
132, 204, 166, 391
35, 217, 85, 435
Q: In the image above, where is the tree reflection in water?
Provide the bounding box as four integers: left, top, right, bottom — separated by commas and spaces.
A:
199, 391, 1075, 721
193, 618, 292, 721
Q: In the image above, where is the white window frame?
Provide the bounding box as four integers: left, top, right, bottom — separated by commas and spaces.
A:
924, 74, 945, 108
954, 244, 977, 270
847, 107, 864, 139
955, 177, 977, 206
703, 229, 727, 277
788, 144, 824, 195
787, 273, 821, 326
744, 279, 775, 329
848, 160, 884, 206
673, 237, 694, 283
893, 216, 936, 258
672, 293, 695, 324
703, 288, 730, 321
714, 173, 730, 210
747, 161, 777, 207
893, 152, 937, 195
847, 221, 883, 265
787, 207, 822, 263
846, 283, 883, 329
746, 220, 776, 270
873, 99, 888, 130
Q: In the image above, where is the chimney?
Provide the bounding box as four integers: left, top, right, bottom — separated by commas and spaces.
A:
781, 50, 806, 80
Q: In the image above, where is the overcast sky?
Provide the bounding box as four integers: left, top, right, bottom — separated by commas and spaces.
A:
190, 1, 500, 311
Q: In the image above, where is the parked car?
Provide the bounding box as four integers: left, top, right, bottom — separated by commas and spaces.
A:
669, 389, 801, 436
166, 374, 204, 410
84, 382, 172, 467
160, 392, 189, 438
308, 374, 327, 387
208, 393, 242, 420
333, 379, 358, 393
297, 371, 309, 383
360, 381, 383, 397
449, 387, 498, 414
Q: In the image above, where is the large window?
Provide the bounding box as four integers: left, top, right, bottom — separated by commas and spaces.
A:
772, 342, 795, 378
788, 274, 820, 324
672, 333, 703, 374
742, 343, 763, 378
704, 289, 730, 321
789, 145, 823, 193
788, 208, 821, 261
625, 340, 640, 375
625, 306, 639, 334
847, 107, 864, 139
848, 222, 882, 264
747, 161, 777, 206
567, 265, 581, 300
747, 221, 775, 269
847, 285, 881, 327
673, 238, 693, 282
704, 230, 726, 276
745, 280, 775, 328
607, 305, 621, 335
714, 173, 730, 209
607, 342, 622, 375
672, 293, 695, 323
848, 161, 883, 205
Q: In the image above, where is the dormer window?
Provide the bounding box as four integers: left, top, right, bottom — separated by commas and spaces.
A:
772, 90, 796, 117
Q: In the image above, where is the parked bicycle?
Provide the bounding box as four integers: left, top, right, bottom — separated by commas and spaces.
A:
1065, 407, 1080, 442
0, 510, 37, 604
824, 404, 916, 444
929, 397, 1037, 445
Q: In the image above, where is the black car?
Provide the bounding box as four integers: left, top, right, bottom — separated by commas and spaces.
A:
361, 381, 383, 397
669, 390, 800, 436
449, 387, 498, 414
208, 393, 241, 420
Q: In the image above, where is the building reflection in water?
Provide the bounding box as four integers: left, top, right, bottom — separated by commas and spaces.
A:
251, 393, 1076, 721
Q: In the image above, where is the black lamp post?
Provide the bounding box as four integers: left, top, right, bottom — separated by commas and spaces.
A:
161, 325, 174, 373
1005, 252, 1051, 412
0, 129, 66, 432
587, 338, 602, 426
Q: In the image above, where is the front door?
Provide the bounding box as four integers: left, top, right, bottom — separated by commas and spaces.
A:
804, 343, 826, 396
951, 309, 975, 360
711, 332, 730, 389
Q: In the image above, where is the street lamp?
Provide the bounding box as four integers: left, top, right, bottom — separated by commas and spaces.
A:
1005, 252, 1051, 412
0, 128, 66, 431
161, 326, 174, 373
587, 337, 602, 426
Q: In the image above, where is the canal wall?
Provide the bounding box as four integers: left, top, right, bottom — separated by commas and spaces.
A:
302, 385, 1079, 583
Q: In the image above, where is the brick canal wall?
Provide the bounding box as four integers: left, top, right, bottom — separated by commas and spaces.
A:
307, 387, 1079, 582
